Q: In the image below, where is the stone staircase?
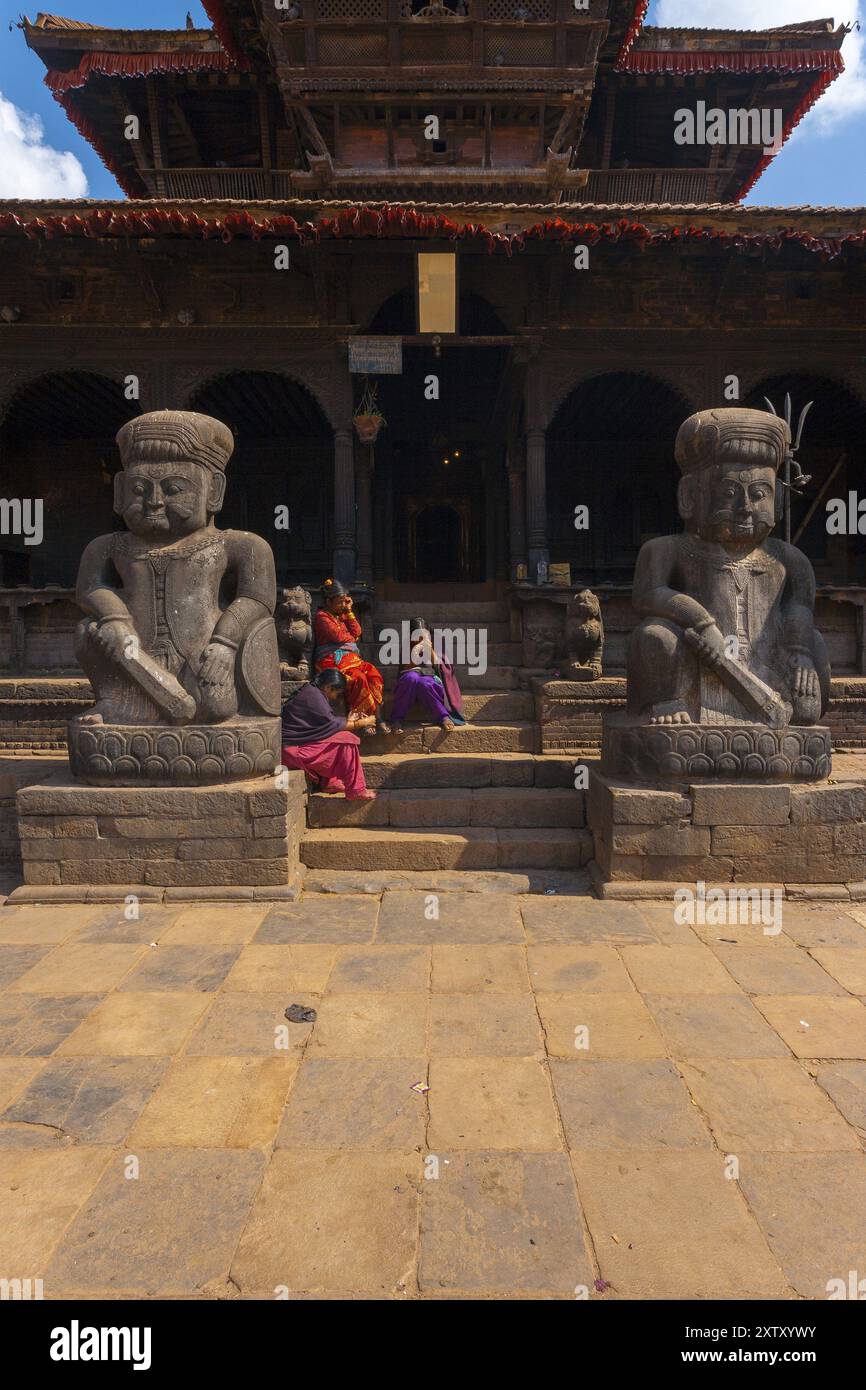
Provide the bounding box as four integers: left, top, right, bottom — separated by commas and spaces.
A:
299, 592, 593, 877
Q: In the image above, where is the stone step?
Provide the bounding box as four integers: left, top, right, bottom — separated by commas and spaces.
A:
371, 614, 513, 642
359, 753, 575, 789
379, 664, 520, 690
302, 867, 592, 896
300, 826, 591, 871
357, 722, 539, 754
308, 786, 584, 829
371, 600, 509, 624
394, 691, 534, 722
361, 641, 524, 669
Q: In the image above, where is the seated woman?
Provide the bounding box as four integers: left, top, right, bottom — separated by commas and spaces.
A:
391, 616, 466, 734
313, 578, 390, 737
280, 668, 376, 800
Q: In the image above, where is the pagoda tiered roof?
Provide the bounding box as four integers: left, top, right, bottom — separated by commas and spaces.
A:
20, 5, 850, 206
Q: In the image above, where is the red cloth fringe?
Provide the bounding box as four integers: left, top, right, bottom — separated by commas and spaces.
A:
46, 50, 243, 94
615, 49, 844, 203
735, 69, 840, 201
1, 205, 862, 263
201, 0, 250, 67
616, 0, 649, 66
45, 47, 248, 195
53, 91, 146, 197
619, 49, 845, 77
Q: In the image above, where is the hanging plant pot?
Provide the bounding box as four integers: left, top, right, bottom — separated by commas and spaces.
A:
353, 377, 386, 444
353, 411, 384, 444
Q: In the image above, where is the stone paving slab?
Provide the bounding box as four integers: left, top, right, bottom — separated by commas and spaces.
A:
815, 1062, 866, 1134
736, 1154, 866, 1299
0, 944, 51, 989
44, 1149, 265, 1297
571, 1151, 791, 1299
0, 889, 865, 1300
0, 1057, 166, 1148
551, 1059, 713, 1151
230, 1151, 419, 1296
711, 946, 846, 996
419, 1152, 592, 1295
677, 1059, 861, 1153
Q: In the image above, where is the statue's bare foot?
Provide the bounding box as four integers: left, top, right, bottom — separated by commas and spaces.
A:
649, 701, 691, 725
75, 701, 112, 726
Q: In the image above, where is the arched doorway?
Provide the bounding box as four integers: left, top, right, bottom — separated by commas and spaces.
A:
745, 373, 866, 674
744, 374, 866, 587
546, 372, 690, 583
0, 371, 140, 588
409, 499, 469, 584
367, 289, 511, 586
187, 371, 333, 587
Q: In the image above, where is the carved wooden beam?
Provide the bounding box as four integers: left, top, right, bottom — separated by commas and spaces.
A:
548, 93, 583, 154
109, 88, 150, 179
293, 102, 331, 160
145, 77, 167, 194
168, 85, 204, 167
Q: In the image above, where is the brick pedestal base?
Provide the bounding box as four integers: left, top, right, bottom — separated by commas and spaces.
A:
14, 771, 307, 897
588, 770, 866, 895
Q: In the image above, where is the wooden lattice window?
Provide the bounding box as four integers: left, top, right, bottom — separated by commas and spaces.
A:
402, 30, 473, 62
401, 0, 469, 13
317, 0, 387, 16
484, 31, 554, 65
485, 0, 553, 19
317, 30, 389, 63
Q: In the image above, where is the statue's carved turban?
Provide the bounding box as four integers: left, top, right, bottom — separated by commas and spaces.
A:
117, 410, 234, 474
675, 408, 790, 477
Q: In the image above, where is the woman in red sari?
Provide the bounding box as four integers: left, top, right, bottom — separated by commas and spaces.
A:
313, 578, 390, 735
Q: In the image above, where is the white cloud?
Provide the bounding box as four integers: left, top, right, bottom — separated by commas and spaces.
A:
0, 93, 88, 198
654, 1, 866, 127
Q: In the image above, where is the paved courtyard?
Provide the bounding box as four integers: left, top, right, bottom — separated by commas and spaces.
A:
1, 889, 865, 1300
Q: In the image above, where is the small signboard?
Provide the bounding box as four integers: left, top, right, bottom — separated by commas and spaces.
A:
348, 336, 403, 375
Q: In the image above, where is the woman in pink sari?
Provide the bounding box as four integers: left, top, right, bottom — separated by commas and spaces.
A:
281, 669, 375, 801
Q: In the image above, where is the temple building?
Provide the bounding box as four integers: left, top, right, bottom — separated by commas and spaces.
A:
0, 2, 864, 687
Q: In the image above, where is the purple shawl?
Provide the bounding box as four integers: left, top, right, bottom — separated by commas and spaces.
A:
281, 684, 346, 745
437, 655, 464, 718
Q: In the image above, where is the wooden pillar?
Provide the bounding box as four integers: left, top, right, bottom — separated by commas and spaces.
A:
524, 357, 548, 579
601, 86, 617, 169
332, 427, 356, 585
146, 78, 166, 196
355, 444, 374, 588
140, 362, 176, 411
507, 440, 527, 579
382, 451, 394, 582
304, 0, 318, 66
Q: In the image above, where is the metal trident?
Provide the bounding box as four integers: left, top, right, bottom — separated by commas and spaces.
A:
764, 394, 814, 543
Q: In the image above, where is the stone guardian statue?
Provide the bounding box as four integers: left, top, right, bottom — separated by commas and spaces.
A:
69, 409, 282, 781
605, 406, 831, 780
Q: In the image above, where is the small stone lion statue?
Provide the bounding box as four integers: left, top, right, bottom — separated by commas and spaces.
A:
561, 588, 603, 681
275, 585, 313, 681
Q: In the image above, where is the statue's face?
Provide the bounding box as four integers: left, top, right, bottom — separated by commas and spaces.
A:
117, 462, 220, 541
699, 464, 777, 544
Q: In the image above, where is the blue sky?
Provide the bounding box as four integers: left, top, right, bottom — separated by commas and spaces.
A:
0, 0, 863, 204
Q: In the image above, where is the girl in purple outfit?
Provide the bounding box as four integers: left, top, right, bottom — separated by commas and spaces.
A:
390, 617, 466, 733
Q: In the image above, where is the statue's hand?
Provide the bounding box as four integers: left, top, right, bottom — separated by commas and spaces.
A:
790, 651, 818, 700
199, 641, 235, 690
685, 624, 726, 670
93, 618, 136, 662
